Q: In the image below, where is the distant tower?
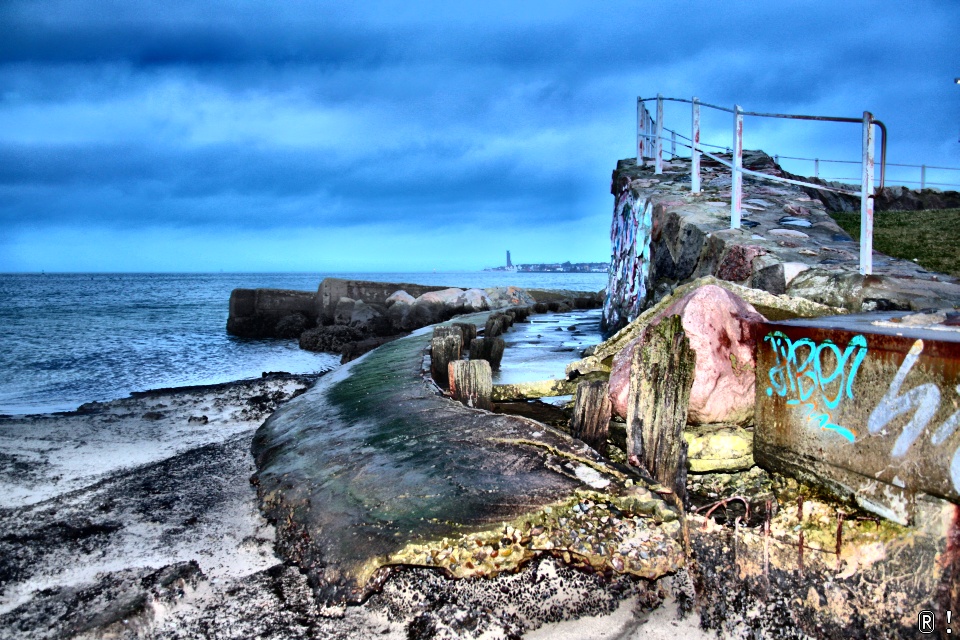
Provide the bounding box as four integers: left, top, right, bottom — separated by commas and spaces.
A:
506, 250, 513, 268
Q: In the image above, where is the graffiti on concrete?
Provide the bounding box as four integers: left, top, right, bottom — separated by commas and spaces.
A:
868, 339, 960, 492
763, 331, 869, 443
602, 189, 651, 331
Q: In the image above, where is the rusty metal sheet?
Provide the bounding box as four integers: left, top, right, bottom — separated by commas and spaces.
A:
754, 319, 960, 524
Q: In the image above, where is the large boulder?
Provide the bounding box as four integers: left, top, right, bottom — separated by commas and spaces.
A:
415, 288, 466, 306
385, 290, 416, 307
484, 286, 536, 309
454, 288, 493, 311
274, 312, 310, 339
334, 297, 356, 325
385, 290, 415, 332
351, 300, 393, 336
299, 325, 366, 353
400, 289, 465, 330
608, 284, 765, 425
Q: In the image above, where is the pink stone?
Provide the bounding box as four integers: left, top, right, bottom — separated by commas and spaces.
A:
386, 290, 416, 307
715, 244, 768, 282
414, 288, 465, 306
608, 285, 766, 425
608, 334, 643, 420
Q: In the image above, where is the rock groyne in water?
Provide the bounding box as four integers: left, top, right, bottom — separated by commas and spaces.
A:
228, 277, 603, 363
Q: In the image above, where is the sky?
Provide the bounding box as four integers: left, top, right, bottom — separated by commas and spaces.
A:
1, 1, 958, 273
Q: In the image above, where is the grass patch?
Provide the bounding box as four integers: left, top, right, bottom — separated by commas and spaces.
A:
829, 208, 960, 278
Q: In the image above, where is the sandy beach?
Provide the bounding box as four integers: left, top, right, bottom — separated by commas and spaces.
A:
0, 370, 713, 639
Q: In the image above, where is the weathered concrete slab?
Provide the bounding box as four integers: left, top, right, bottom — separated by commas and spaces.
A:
252, 314, 682, 603
227, 288, 319, 337
754, 312, 960, 523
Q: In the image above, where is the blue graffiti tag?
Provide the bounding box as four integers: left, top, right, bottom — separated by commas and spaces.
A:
764, 331, 869, 442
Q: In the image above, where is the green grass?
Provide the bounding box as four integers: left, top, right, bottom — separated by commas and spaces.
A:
829, 208, 960, 278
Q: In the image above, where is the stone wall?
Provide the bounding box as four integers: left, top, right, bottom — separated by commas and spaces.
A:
602, 151, 960, 335
226, 288, 318, 338
315, 277, 449, 324
755, 314, 960, 524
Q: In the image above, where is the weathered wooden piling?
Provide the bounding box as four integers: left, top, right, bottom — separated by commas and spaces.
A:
625, 316, 695, 500
430, 334, 462, 387
509, 306, 530, 322
469, 336, 505, 370
433, 325, 464, 342
451, 322, 477, 351
571, 380, 612, 455
484, 314, 507, 337
448, 359, 493, 410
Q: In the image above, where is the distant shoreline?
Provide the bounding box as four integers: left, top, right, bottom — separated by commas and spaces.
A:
483, 262, 609, 274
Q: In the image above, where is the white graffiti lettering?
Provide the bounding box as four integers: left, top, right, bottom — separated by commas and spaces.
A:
867, 339, 960, 493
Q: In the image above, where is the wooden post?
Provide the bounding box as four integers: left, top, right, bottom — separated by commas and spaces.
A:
431, 334, 462, 388
509, 306, 530, 322
484, 315, 506, 337
433, 326, 464, 342
470, 336, 505, 370
571, 380, 612, 455
448, 360, 493, 410
625, 316, 695, 500
451, 322, 477, 351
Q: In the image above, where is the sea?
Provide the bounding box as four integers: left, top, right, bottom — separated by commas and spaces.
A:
0, 272, 608, 415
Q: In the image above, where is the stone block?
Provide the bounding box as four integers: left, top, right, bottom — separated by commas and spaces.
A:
684, 425, 754, 473
754, 317, 960, 523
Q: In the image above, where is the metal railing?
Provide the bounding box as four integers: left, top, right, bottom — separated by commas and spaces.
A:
772, 155, 960, 190
637, 95, 887, 275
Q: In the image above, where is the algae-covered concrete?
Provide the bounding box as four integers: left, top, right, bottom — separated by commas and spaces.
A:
251, 314, 682, 604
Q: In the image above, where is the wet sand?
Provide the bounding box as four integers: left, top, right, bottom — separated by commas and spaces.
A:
0, 370, 714, 639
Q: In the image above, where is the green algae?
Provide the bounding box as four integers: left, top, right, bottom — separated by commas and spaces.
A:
252, 314, 641, 602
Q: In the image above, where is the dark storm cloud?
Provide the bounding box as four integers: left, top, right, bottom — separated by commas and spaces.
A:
0, 140, 584, 229
1, 0, 958, 271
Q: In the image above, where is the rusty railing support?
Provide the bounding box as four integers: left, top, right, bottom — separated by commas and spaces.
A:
731, 104, 743, 229
691, 97, 701, 194
860, 110, 875, 275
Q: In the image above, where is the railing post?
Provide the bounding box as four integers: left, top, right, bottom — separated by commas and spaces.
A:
691, 97, 701, 194
655, 94, 664, 175
860, 111, 875, 275
671, 130, 676, 159
814, 158, 819, 178
921, 164, 926, 190
642, 107, 650, 161
731, 104, 743, 229
636, 97, 642, 163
